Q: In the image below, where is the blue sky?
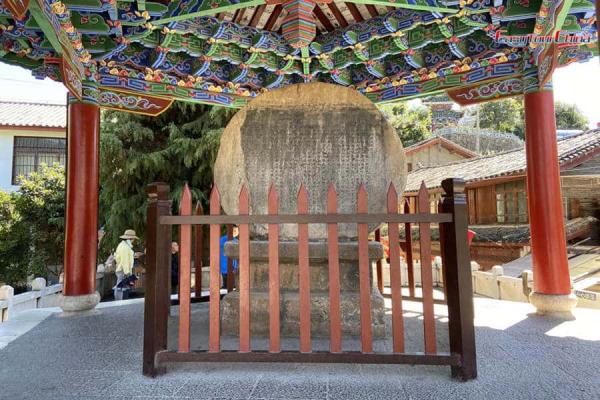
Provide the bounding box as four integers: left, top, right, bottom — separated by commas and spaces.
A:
0, 58, 599, 127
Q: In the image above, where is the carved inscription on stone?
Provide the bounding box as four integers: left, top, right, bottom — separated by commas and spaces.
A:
214, 83, 406, 240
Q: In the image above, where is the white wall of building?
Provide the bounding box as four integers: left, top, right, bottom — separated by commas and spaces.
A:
0, 129, 66, 192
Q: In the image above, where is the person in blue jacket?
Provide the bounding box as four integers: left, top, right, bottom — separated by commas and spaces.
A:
220, 226, 239, 289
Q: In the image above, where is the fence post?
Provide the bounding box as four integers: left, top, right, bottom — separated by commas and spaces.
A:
440, 178, 477, 381
143, 182, 171, 377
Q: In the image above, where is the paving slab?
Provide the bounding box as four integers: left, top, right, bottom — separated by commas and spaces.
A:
0, 296, 598, 399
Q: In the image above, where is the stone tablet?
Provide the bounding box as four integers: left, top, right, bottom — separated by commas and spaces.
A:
214, 82, 406, 240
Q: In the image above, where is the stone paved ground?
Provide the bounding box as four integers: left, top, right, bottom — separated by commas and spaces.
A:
0, 297, 599, 400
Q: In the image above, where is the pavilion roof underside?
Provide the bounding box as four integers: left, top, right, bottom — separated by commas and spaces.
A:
0, 0, 597, 110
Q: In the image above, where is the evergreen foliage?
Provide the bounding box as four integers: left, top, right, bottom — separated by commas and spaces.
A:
476, 98, 525, 139
0, 164, 65, 287
378, 102, 432, 146
467, 99, 588, 138
555, 102, 589, 130
99, 102, 235, 257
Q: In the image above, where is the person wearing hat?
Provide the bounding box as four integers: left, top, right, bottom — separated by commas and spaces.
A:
114, 229, 138, 288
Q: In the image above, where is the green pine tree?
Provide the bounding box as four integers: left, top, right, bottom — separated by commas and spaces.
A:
554, 102, 589, 130
378, 102, 432, 146
99, 102, 235, 257
477, 98, 525, 139
0, 164, 66, 287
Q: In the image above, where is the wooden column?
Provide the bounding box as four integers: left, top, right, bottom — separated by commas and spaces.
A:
63, 99, 100, 301
524, 89, 572, 296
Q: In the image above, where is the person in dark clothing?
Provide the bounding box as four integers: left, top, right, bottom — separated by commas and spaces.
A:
171, 241, 179, 294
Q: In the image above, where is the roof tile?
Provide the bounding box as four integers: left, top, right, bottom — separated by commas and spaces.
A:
0, 100, 66, 128
406, 129, 600, 192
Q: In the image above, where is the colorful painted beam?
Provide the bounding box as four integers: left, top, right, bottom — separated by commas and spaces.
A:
150, 0, 266, 26
0, 0, 597, 108
344, 0, 459, 14
3, 0, 30, 19
97, 88, 174, 115
281, 0, 318, 48
447, 77, 524, 105
28, 0, 92, 98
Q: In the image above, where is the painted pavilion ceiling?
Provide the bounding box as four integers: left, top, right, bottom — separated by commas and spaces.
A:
0, 0, 597, 114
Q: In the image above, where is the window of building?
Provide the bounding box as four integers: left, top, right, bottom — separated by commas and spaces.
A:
407, 162, 413, 172
12, 137, 66, 184
495, 181, 528, 224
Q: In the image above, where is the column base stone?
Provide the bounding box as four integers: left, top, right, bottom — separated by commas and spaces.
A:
59, 292, 100, 313
529, 291, 577, 317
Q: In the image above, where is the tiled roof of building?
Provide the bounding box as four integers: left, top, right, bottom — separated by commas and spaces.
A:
406, 129, 600, 193
405, 136, 478, 159
0, 100, 66, 128
436, 128, 524, 155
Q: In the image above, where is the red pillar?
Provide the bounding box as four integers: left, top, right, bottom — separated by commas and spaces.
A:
63, 101, 100, 297
524, 90, 571, 296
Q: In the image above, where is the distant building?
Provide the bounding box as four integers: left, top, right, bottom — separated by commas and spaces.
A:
404, 136, 477, 172
0, 101, 66, 191
435, 127, 524, 155
405, 130, 600, 269
557, 129, 584, 139
422, 94, 462, 132
406, 129, 600, 222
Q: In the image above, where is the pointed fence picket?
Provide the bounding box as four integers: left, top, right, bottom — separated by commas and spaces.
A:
209, 185, 221, 352
297, 185, 311, 353
357, 185, 372, 353
143, 178, 476, 381
418, 182, 436, 354
327, 184, 342, 354
178, 184, 192, 353
238, 186, 251, 353
387, 184, 404, 353
268, 185, 281, 353
403, 201, 416, 298
194, 201, 204, 297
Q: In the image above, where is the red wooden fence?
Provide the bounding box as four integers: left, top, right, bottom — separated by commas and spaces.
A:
143, 178, 476, 381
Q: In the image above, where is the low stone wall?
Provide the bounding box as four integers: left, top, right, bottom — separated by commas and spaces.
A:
0, 279, 63, 323
378, 256, 598, 309
377, 256, 473, 289
471, 266, 532, 303
471, 266, 599, 309
408, 241, 530, 272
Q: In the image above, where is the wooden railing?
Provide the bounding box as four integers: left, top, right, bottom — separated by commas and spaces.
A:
143, 178, 477, 381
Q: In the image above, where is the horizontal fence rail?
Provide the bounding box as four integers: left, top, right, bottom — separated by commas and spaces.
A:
159, 213, 453, 225
143, 178, 477, 382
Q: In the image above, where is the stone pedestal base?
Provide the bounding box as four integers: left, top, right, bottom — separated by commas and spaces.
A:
59, 292, 100, 313
222, 241, 387, 338
529, 291, 577, 317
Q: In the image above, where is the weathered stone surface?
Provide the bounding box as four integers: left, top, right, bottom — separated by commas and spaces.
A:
214, 83, 406, 240
198, 266, 221, 291
221, 241, 387, 338
0, 285, 14, 300
31, 277, 46, 291
529, 292, 578, 317
224, 241, 383, 263
221, 289, 386, 338
58, 292, 100, 313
